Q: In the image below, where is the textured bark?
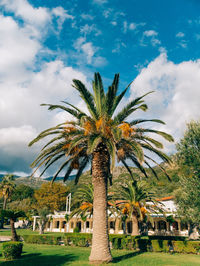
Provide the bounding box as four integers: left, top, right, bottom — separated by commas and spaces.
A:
189, 224, 199, 240
10, 219, 18, 241
38, 221, 45, 235
3, 197, 7, 210
131, 213, 139, 236
89, 143, 112, 263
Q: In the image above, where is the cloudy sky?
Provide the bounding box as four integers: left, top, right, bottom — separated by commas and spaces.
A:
0, 0, 200, 177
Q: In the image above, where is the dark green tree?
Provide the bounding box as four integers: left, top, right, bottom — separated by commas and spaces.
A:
0, 210, 25, 241
29, 73, 173, 263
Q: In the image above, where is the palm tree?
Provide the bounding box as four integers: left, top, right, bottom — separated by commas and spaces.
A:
38, 207, 50, 235
70, 183, 94, 219
0, 210, 25, 241
113, 179, 162, 235
0, 174, 16, 229
29, 73, 173, 263
0, 174, 16, 210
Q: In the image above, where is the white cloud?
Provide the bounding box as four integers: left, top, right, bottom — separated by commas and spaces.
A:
80, 24, 102, 36
73, 37, 107, 66
130, 53, 200, 151
0, 2, 90, 174
141, 30, 161, 47
81, 14, 94, 20
143, 30, 158, 37
129, 23, 137, 30
0, 0, 51, 27
111, 21, 117, 26
93, 0, 107, 4
81, 42, 96, 64
176, 32, 185, 38
52, 6, 74, 31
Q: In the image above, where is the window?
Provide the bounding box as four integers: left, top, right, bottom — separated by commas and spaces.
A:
56, 221, 60, 229
86, 221, 90, 228
110, 221, 115, 229
62, 221, 66, 229
71, 222, 74, 229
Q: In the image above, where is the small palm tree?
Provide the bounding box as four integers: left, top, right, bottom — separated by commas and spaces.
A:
113, 179, 162, 235
0, 175, 16, 229
70, 183, 94, 219
29, 73, 173, 263
1, 210, 25, 241
38, 207, 50, 235
0, 174, 16, 210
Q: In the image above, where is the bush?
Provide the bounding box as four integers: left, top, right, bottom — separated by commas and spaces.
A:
23, 235, 61, 245
2, 242, 23, 260
172, 240, 200, 254
64, 233, 92, 247
73, 227, 80, 233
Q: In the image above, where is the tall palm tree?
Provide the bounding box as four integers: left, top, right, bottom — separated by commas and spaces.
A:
113, 179, 162, 235
29, 73, 173, 263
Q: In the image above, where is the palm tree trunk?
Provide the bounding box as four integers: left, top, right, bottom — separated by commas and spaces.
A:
10, 219, 18, 241
39, 221, 45, 234
3, 197, 7, 210
89, 143, 112, 263
131, 213, 139, 236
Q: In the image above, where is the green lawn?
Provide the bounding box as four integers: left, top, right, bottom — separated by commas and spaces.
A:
0, 228, 64, 237
0, 243, 199, 266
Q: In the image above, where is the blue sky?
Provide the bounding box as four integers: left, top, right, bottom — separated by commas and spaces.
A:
0, 0, 200, 176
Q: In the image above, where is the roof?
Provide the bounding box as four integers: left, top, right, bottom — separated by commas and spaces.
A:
156, 196, 174, 202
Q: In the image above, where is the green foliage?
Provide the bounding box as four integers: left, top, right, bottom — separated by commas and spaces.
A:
0, 210, 26, 221
2, 241, 23, 260
64, 233, 92, 247
73, 227, 80, 233
34, 182, 70, 212
175, 120, 200, 224
176, 120, 200, 177
29, 72, 173, 185
23, 235, 61, 245
11, 184, 34, 201
21, 233, 200, 254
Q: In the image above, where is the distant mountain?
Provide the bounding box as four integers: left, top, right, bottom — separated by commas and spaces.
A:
0, 174, 76, 188
43, 175, 76, 181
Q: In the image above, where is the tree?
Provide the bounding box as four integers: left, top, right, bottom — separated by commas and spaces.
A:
112, 179, 160, 235
0, 174, 16, 210
0, 174, 16, 229
0, 210, 25, 241
34, 182, 69, 212
70, 183, 94, 219
175, 120, 200, 239
176, 120, 200, 178
37, 207, 50, 235
11, 184, 34, 201
29, 73, 173, 263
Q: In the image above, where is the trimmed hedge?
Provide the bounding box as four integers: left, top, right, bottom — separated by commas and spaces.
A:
64, 233, 92, 247
23, 235, 61, 245
22, 233, 200, 254
2, 241, 23, 260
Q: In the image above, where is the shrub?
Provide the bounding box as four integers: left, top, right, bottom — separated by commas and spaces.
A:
73, 227, 80, 233
23, 235, 61, 245
64, 233, 92, 247
172, 240, 200, 254
2, 242, 23, 260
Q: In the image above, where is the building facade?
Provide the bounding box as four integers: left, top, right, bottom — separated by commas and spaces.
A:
32, 196, 191, 237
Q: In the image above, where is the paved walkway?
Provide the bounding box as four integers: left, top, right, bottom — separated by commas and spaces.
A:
0, 236, 12, 242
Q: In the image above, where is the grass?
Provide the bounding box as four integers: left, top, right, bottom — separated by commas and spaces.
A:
0, 243, 199, 266
0, 228, 64, 237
